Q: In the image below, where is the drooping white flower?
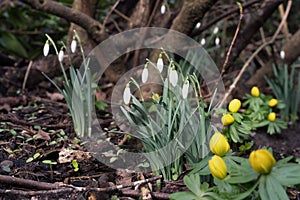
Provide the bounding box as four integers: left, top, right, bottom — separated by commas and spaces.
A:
142, 65, 148, 83
123, 83, 131, 105
215, 37, 220, 46
280, 50, 285, 60
157, 54, 164, 73
213, 26, 219, 34
71, 39, 77, 53
160, 4, 166, 14
43, 40, 50, 57
169, 66, 178, 87
196, 22, 201, 29
182, 79, 189, 99
58, 49, 64, 62
200, 38, 206, 46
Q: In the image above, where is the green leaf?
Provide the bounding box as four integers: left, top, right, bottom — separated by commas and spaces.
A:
0, 32, 28, 58
183, 174, 201, 196
272, 163, 300, 186
169, 191, 198, 200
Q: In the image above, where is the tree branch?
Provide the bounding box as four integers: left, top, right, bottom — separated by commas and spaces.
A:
20, 0, 106, 43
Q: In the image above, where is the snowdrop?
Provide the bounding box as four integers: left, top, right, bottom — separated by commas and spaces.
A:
280, 50, 285, 60
58, 49, 64, 62
182, 78, 189, 99
215, 37, 220, 46
160, 4, 166, 14
213, 26, 219, 34
157, 53, 164, 73
43, 40, 50, 57
169, 65, 178, 87
195, 22, 201, 29
200, 38, 206, 46
71, 39, 77, 53
142, 64, 148, 83
123, 83, 131, 105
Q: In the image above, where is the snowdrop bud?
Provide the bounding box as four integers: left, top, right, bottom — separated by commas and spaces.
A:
71, 39, 77, 53
58, 49, 64, 62
123, 83, 131, 105
200, 38, 206, 46
215, 37, 220, 46
157, 54, 164, 73
160, 4, 166, 14
280, 50, 285, 60
43, 40, 50, 57
142, 64, 148, 83
213, 26, 219, 34
169, 66, 178, 87
182, 79, 189, 99
195, 22, 201, 29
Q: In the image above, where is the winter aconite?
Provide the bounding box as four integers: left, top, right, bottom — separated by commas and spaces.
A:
228, 99, 241, 113
268, 112, 276, 122
268, 98, 278, 107
209, 155, 227, 180
249, 149, 276, 174
221, 114, 235, 125
251, 86, 260, 97
209, 132, 230, 157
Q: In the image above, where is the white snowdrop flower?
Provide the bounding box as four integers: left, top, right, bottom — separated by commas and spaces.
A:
142, 64, 148, 83
196, 22, 201, 29
43, 40, 50, 57
123, 83, 131, 105
200, 38, 206, 46
182, 79, 189, 99
71, 39, 77, 53
157, 54, 164, 73
280, 50, 285, 60
58, 49, 64, 62
169, 66, 178, 87
215, 37, 220, 46
160, 4, 166, 14
213, 26, 219, 34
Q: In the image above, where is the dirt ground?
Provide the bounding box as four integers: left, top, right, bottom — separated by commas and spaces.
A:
0, 79, 299, 199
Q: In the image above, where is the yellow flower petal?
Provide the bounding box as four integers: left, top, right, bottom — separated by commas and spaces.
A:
268, 112, 276, 122
268, 98, 278, 107
228, 99, 241, 113
209, 132, 230, 157
221, 114, 235, 126
209, 155, 227, 180
249, 149, 276, 174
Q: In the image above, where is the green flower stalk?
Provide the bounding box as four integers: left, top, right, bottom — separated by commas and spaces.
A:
221, 114, 235, 125
209, 132, 230, 157
228, 99, 241, 113
209, 155, 227, 180
249, 149, 276, 174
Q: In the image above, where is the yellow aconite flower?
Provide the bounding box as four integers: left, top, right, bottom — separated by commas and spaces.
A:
251, 86, 260, 97
228, 99, 241, 113
268, 98, 278, 107
209, 155, 227, 180
209, 132, 230, 157
221, 114, 235, 126
152, 93, 161, 102
249, 149, 276, 174
268, 112, 276, 122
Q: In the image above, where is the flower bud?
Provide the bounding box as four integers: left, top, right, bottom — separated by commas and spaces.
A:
215, 37, 220, 46
142, 64, 148, 83
195, 22, 201, 29
58, 49, 64, 62
209, 155, 227, 180
200, 38, 206, 46
268, 98, 278, 107
160, 4, 166, 14
280, 50, 285, 60
157, 54, 164, 73
221, 114, 234, 126
43, 40, 50, 57
268, 112, 276, 122
251, 86, 260, 97
228, 99, 241, 113
71, 39, 77, 53
152, 93, 160, 102
182, 79, 189, 99
209, 132, 230, 157
213, 27, 219, 34
169, 66, 178, 87
123, 83, 131, 105
249, 149, 276, 174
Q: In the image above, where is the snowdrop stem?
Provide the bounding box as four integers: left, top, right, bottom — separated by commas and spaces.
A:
130, 78, 144, 102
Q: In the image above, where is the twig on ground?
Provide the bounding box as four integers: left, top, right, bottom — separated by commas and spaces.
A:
22, 60, 33, 92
